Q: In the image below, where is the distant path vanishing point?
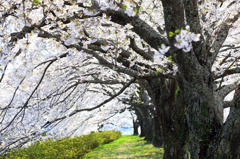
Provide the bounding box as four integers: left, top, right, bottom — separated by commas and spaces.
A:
83, 135, 164, 159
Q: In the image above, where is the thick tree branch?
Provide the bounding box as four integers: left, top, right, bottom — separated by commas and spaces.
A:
129, 37, 154, 61
183, 0, 206, 63
183, 0, 201, 34
106, 9, 169, 50
161, 0, 185, 43
30, 29, 174, 80
218, 82, 240, 99
223, 101, 234, 108
63, 43, 175, 79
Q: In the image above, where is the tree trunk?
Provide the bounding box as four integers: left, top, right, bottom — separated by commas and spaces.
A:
208, 91, 240, 158
138, 108, 153, 141
136, 108, 153, 141
133, 86, 154, 142
139, 119, 145, 137
159, 0, 240, 158
143, 118, 153, 141
147, 79, 188, 158
174, 52, 222, 158
152, 110, 163, 147
133, 119, 139, 135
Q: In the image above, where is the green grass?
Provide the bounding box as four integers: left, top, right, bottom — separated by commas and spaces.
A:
1, 131, 121, 159
83, 135, 164, 159
1, 133, 164, 159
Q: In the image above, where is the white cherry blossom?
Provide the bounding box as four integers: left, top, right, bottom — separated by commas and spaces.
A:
174, 27, 201, 52
101, 45, 110, 51
158, 44, 170, 55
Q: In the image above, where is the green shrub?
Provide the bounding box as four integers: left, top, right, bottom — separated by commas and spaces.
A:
0, 131, 121, 159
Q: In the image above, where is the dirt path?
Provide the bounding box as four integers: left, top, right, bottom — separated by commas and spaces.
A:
83, 135, 163, 159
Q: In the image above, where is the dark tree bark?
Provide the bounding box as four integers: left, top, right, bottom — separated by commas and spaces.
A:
146, 79, 188, 159
142, 117, 153, 141
132, 102, 153, 141
133, 119, 139, 135
208, 84, 240, 158
126, 92, 154, 141
136, 107, 153, 141
139, 118, 146, 137
152, 109, 163, 147
161, 0, 239, 158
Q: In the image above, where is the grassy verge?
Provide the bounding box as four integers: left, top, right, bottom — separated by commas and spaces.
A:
1, 131, 121, 159
83, 135, 164, 159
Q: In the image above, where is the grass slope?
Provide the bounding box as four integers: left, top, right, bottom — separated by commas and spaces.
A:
1, 131, 121, 159
83, 135, 164, 159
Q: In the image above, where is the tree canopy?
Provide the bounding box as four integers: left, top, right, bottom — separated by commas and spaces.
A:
0, 0, 240, 158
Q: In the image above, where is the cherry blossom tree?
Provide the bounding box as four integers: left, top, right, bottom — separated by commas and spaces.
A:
0, 0, 240, 158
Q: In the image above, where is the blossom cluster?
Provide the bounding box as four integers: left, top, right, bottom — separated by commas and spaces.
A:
174, 25, 201, 52
158, 25, 201, 55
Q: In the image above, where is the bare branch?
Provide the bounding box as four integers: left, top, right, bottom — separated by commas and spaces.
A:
220, 45, 240, 53
215, 67, 240, 79
210, 11, 240, 64
42, 77, 136, 128
218, 52, 232, 66
0, 61, 54, 133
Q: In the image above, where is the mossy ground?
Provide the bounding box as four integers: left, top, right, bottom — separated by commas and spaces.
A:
83, 135, 164, 159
